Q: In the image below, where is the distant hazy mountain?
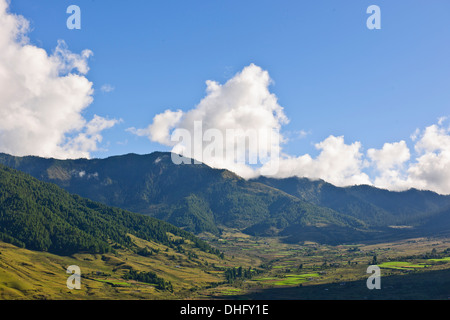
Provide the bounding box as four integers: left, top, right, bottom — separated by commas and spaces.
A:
1, 152, 449, 244
252, 176, 450, 228
252, 176, 450, 243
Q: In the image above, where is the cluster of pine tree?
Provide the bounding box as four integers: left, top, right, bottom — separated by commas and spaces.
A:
123, 269, 173, 292
224, 266, 261, 283
0, 164, 222, 257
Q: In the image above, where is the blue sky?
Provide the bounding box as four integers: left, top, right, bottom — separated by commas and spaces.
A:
4, 0, 450, 193
8, 0, 449, 155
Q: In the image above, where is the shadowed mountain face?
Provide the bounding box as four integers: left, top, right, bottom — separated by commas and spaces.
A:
0, 164, 218, 256
251, 176, 450, 228
1, 152, 449, 244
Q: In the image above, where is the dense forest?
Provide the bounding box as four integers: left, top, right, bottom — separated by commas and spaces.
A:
224, 266, 262, 283
123, 269, 173, 292
0, 152, 368, 238
1, 152, 450, 245
0, 164, 221, 256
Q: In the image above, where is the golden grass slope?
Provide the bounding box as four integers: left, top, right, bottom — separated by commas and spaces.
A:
0, 234, 237, 300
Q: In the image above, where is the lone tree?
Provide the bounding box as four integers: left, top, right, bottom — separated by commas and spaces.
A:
371, 255, 378, 265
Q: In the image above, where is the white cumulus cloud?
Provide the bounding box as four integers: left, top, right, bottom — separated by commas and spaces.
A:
128, 109, 183, 146
129, 60, 450, 195
406, 121, 450, 194
261, 135, 371, 187
365, 120, 450, 194
367, 141, 411, 191
131, 63, 288, 178
0, 0, 117, 159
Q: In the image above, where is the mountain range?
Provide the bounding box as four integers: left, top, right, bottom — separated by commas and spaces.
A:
0, 163, 219, 256
1, 151, 449, 245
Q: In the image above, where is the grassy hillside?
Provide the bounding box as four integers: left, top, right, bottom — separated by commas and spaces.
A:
3, 231, 450, 300
0, 236, 234, 300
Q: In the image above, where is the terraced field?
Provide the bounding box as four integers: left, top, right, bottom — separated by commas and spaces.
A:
378, 261, 430, 270
1, 228, 450, 300
200, 230, 450, 299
